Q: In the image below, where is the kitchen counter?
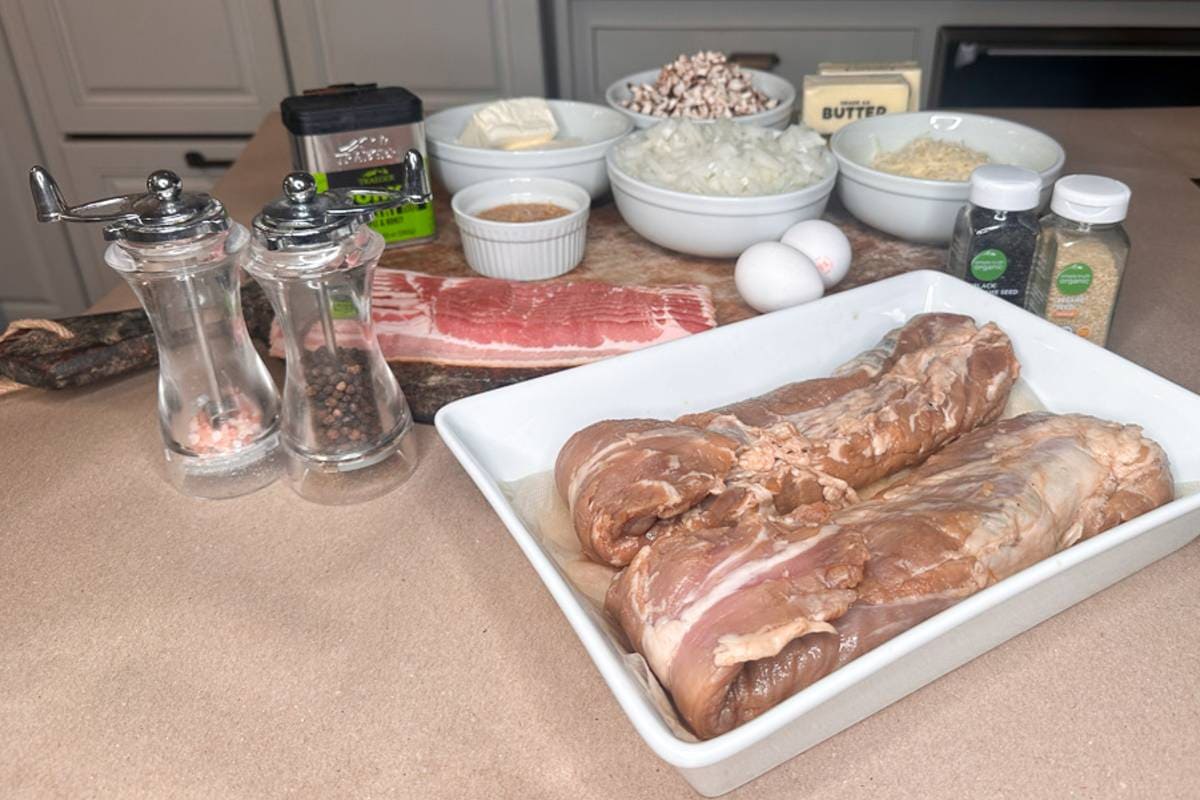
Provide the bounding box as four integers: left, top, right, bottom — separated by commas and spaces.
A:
5, 108, 1200, 799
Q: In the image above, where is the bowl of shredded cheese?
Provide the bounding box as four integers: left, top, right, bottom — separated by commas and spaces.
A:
830, 112, 1065, 243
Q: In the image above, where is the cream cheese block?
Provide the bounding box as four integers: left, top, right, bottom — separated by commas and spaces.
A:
801, 74, 910, 135
458, 98, 559, 150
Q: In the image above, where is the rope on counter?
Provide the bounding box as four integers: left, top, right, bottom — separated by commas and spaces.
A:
0, 318, 75, 342
0, 318, 76, 397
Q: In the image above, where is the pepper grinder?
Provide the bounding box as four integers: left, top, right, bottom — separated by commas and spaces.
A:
241, 155, 429, 504
29, 167, 282, 498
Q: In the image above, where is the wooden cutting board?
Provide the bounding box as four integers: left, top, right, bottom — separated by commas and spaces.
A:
378, 191, 947, 325
370, 190, 948, 419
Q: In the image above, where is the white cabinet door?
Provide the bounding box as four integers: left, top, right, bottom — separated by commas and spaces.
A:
59, 139, 247, 298
0, 29, 87, 321
278, 0, 546, 110
5, 0, 289, 134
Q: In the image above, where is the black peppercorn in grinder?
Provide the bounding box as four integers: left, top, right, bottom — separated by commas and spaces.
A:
240, 162, 431, 504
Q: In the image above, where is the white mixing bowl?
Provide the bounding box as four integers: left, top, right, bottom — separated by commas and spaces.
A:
425, 100, 633, 199
830, 111, 1065, 244
605, 68, 796, 131
606, 150, 837, 258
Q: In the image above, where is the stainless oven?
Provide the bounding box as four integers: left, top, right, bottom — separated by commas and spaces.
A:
931, 26, 1200, 108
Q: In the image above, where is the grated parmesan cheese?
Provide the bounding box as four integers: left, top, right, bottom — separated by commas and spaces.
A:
872, 135, 990, 181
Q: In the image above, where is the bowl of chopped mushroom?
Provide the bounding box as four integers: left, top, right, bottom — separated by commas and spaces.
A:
831, 111, 1065, 244
605, 51, 796, 131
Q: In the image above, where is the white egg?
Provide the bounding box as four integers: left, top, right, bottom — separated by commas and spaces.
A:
780, 220, 852, 288
735, 242, 825, 313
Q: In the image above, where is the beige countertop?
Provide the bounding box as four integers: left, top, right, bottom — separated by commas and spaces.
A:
5, 108, 1200, 799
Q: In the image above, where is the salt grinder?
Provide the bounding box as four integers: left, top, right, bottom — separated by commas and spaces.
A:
241, 156, 430, 504
28, 167, 281, 498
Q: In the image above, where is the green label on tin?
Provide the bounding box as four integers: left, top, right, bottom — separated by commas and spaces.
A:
312, 167, 435, 244
329, 297, 357, 319
970, 249, 1008, 282
1056, 262, 1093, 295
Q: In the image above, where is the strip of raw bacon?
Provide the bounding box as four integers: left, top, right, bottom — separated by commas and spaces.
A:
556, 313, 1019, 567
607, 413, 1173, 739
281, 270, 718, 368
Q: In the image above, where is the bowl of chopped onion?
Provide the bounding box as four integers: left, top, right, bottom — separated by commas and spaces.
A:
606, 119, 837, 258
830, 111, 1065, 244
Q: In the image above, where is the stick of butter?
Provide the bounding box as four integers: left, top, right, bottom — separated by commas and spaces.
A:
818, 61, 922, 111
457, 98, 559, 150
801, 74, 910, 135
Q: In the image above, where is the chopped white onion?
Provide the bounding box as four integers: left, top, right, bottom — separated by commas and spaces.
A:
613, 119, 832, 197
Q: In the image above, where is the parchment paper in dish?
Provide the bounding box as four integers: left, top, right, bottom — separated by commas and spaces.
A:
502, 472, 699, 740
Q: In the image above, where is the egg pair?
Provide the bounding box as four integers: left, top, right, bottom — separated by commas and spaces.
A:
735, 220, 852, 313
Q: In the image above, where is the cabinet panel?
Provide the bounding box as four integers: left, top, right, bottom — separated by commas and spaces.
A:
0, 26, 86, 320
278, 0, 546, 110
60, 139, 247, 297
9, 0, 289, 134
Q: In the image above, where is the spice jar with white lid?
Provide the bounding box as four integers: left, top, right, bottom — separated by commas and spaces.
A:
28, 166, 282, 499
947, 165, 1042, 306
1027, 175, 1132, 347
241, 161, 429, 504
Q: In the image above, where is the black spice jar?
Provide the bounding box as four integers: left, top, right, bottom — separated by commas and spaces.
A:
946, 164, 1043, 307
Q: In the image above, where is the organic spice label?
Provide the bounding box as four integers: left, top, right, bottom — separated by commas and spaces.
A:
1056, 262, 1094, 295
313, 168, 435, 245
970, 249, 1008, 282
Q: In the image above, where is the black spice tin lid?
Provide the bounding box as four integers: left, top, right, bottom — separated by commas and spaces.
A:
281, 84, 423, 136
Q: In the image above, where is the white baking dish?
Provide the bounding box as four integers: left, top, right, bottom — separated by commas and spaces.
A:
434, 270, 1200, 796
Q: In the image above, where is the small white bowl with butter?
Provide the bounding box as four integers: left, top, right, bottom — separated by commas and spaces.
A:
831, 111, 1065, 244
426, 99, 633, 199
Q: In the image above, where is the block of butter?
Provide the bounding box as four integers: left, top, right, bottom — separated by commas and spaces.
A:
457, 97, 559, 150
802, 74, 910, 135
818, 61, 922, 111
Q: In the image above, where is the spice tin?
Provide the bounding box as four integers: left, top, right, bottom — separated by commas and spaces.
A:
281, 84, 435, 248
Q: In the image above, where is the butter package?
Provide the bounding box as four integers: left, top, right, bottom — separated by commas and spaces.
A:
802, 74, 910, 135
818, 60, 922, 111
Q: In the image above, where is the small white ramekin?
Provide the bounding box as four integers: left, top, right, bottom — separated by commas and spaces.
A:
451, 177, 591, 281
